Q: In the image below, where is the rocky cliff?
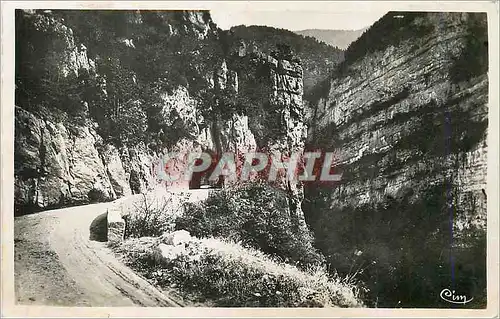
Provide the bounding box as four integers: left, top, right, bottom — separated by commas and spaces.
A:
14, 8, 489, 308
14, 9, 307, 218
230, 51, 307, 228
303, 12, 488, 307
294, 28, 366, 50
226, 25, 345, 94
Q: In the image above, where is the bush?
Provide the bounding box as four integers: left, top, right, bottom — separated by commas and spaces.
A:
124, 194, 177, 238
115, 236, 363, 307
175, 182, 325, 268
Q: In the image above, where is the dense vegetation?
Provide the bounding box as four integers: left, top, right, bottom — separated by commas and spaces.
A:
176, 183, 324, 268
119, 184, 362, 307
303, 181, 486, 308
15, 10, 228, 148
343, 12, 435, 65
117, 235, 362, 307
15, 10, 93, 122
450, 13, 488, 84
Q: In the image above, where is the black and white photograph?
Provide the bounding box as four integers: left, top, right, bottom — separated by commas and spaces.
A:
1, 0, 499, 316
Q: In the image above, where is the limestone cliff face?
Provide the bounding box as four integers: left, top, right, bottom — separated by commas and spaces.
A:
303, 12, 488, 306
260, 55, 307, 228
152, 63, 257, 190
15, 107, 118, 211
16, 10, 298, 213
305, 12, 487, 230
14, 9, 219, 212
14, 9, 308, 218
227, 51, 307, 228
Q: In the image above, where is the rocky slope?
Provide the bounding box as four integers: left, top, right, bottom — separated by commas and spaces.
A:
230, 51, 307, 228
14, 9, 308, 221
227, 25, 345, 94
303, 12, 488, 307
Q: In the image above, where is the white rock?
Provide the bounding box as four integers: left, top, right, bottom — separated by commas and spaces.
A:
163, 230, 192, 246
107, 208, 126, 244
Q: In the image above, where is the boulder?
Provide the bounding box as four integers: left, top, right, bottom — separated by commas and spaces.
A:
157, 243, 187, 260
162, 230, 192, 246
107, 208, 126, 245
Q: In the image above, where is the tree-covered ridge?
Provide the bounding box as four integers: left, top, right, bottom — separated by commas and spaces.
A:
342, 12, 435, 64
227, 25, 345, 94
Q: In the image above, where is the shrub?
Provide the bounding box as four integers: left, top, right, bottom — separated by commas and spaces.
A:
175, 182, 325, 268
115, 235, 363, 307
124, 194, 177, 238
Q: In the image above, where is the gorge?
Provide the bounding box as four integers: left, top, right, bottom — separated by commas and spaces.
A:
14, 9, 488, 308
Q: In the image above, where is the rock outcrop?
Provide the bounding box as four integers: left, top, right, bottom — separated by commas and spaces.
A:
227, 25, 345, 94
99, 144, 132, 197
258, 55, 307, 229
14, 107, 116, 213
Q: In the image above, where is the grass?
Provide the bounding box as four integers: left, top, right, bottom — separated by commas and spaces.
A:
117, 185, 363, 307
114, 235, 363, 307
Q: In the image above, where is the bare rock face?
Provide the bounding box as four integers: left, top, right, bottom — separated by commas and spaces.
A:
150, 59, 257, 190
150, 86, 205, 190
13, 105, 163, 213
240, 53, 307, 229
157, 86, 201, 144
14, 107, 116, 213
149, 10, 216, 40
266, 56, 306, 154
219, 114, 257, 154
99, 144, 132, 197
213, 58, 257, 156
269, 58, 307, 230
120, 143, 160, 194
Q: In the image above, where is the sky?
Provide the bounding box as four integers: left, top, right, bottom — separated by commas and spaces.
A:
210, 6, 388, 31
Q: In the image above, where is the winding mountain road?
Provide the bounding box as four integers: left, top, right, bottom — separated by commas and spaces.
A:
14, 199, 185, 307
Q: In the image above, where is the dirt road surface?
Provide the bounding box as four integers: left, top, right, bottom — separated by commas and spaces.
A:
14, 200, 184, 307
